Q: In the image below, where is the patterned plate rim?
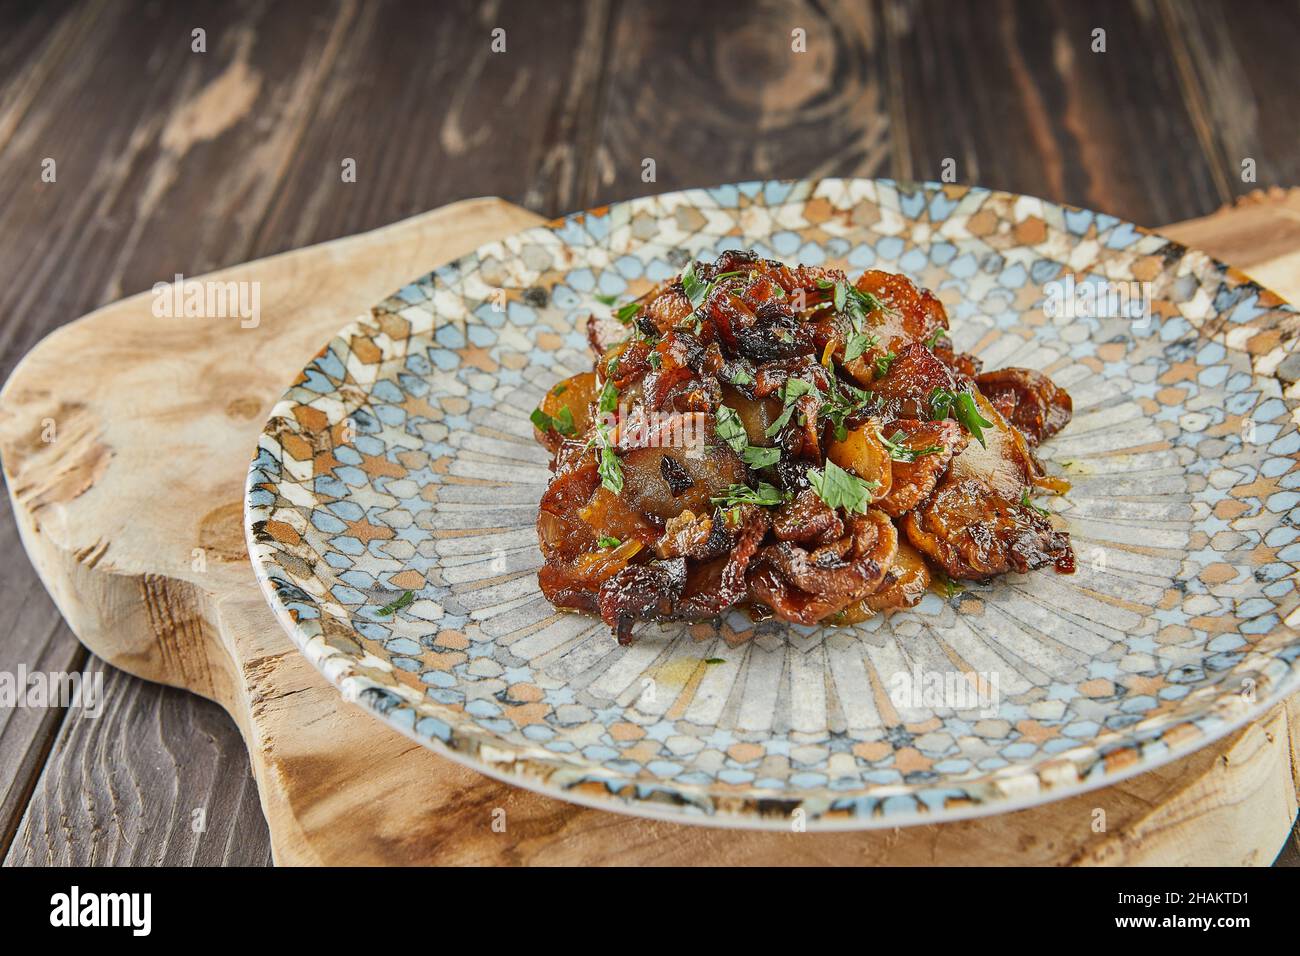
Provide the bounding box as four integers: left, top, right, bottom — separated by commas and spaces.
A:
245, 177, 1300, 831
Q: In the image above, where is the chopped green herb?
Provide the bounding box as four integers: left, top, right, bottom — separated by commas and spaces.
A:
806, 460, 879, 515
594, 293, 618, 306
764, 377, 815, 437
586, 422, 624, 494
1020, 487, 1051, 517
932, 569, 964, 599
874, 350, 897, 378
376, 590, 414, 616
647, 351, 662, 369
710, 482, 789, 508
597, 535, 622, 548
928, 387, 955, 421
614, 302, 640, 324
954, 391, 994, 447
879, 428, 943, 462
598, 376, 619, 414
704, 658, 726, 665
715, 405, 749, 454
843, 331, 878, 363
551, 383, 568, 396
681, 262, 708, 309
741, 445, 781, 469
530, 406, 575, 436
924, 326, 949, 349
725, 366, 754, 387
833, 279, 848, 313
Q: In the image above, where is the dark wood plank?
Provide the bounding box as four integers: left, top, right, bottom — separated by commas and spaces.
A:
250, 0, 612, 256
581, 1, 894, 207
1157, 0, 1300, 202
0, 0, 355, 383
4, 658, 272, 867
884, 0, 1226, 226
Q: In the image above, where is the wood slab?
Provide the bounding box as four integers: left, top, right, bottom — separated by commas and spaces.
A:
2, 193, 1299, 866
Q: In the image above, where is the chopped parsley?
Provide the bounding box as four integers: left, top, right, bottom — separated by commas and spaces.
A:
681, 262, 708, 309
530, 406, 575, 436
704, 658, 726, 665
598, 376, 619, 414
741, 445, 781, 469
924, 326, 949, 349
551, 383, 568, 396
710, 482, 789, 508
807, 460, 879, 515
597, 535, 622, 548
928, 388, 993, 447
879, 428, 943, 462
715, 405, 749, 454
585, 422, 624, 494
717, 404, 781, 470
764, 378, 816, 437
594, 293, 618, 305
724, 366, 754, 387
954, 391, 994, 447
647, 351, 662, 369
874, 350, 897, 378
932, 568, 964, 599
1020, 487, 1051, 517
375, 590, 414, 616
843, 330, 878, 363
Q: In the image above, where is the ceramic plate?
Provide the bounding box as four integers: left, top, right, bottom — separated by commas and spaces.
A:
245, 178, 1300, 829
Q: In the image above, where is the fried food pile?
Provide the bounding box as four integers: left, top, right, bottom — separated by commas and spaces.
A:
530, 250, 1074, 644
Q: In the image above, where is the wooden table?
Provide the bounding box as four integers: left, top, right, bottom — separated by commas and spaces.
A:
1, 0, 1297, 866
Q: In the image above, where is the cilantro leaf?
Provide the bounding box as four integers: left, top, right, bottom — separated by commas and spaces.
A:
710, 482, 789, 507
1020, 487, 1051, 517
376, 590, 415, 616
843, 331, 877, 363
715, 405, 749, 454
874, 350, 897, 378
954, 391, 994, 447
530, 406, 575, 436
681, 262, 708, 310
879, 428, 943, 462
741, 445, 781, 469
614, 302, 640, 323
594, 293, 618, 305
928, 387, 955, 421
597, 535, 622, 548
598, 376, 619, 414
806, 460, 879, 515
924, 326, 949, 349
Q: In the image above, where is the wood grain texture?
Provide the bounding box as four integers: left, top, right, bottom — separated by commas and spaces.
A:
2, 0, 1299, 866
4, 659, 272, 867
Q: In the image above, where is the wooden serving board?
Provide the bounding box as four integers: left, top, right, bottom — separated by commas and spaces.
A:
3, 194, 1299, 866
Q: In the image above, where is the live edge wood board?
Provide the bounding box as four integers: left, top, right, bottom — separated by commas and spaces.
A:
2, 193, 1299, 866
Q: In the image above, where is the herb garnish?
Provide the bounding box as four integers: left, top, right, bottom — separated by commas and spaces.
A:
597, 535, 622, 548
376, 590, 414, 616
710, 482, 789, 508
584, 422, 624, 494
1020, 487, 1051, 517
614, 302, 640, 324
843, 330, 878, 363
764, 378, 816, 437
874, 350, 897, 378
879, 428, 943, 462
932, 568, 964, 599
715, 405, 749, 454
806, 460, 879, 514
598, 376, 619, 414
924, 327, 949, 349
717, 405, 781, 470
927, 388, 993, 446
530, 406, 575, 436
594, 293, 618, 306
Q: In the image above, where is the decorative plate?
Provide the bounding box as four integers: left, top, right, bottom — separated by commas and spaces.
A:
245, 178, 1300, 829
